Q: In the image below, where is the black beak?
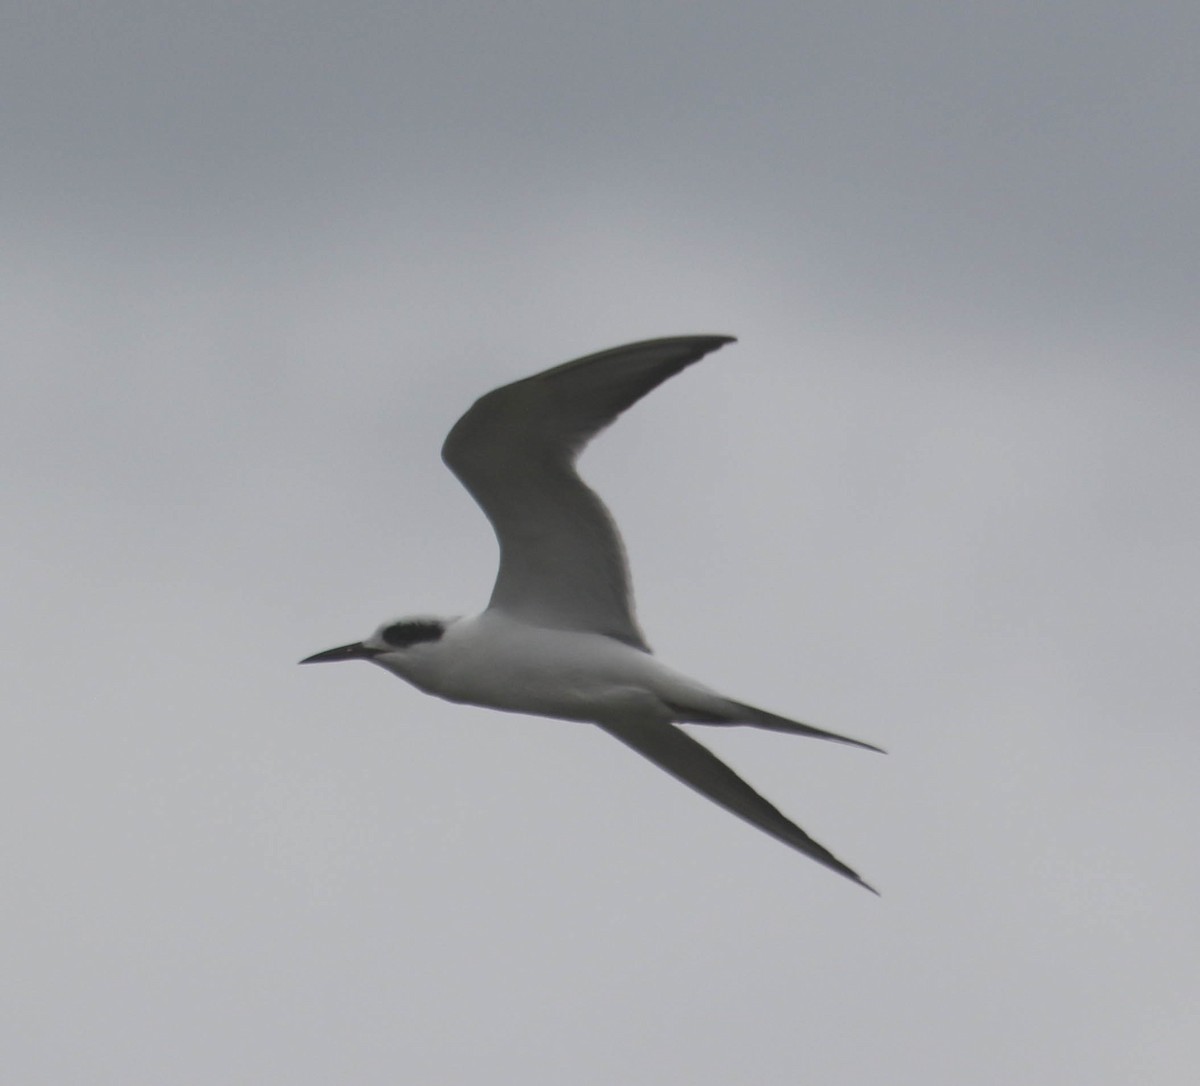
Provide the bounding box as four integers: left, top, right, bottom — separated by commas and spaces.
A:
298, 641, 380, 664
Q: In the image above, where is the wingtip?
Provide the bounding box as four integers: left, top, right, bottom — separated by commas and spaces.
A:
663, 333, 736, 354
831, 863, 880, 895
832, 859, 880, 895
838, 735, 887, 755
677, 333, 736, 351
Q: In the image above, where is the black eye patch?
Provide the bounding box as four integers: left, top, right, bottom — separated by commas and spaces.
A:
380, 621, 445, 648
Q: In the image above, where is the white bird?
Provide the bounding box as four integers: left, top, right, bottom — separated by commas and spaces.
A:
301, 336, 881, 892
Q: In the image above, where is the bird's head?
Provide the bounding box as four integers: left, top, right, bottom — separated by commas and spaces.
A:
299, 617, 447, 666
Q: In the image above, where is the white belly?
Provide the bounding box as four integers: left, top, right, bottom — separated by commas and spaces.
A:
376, 611, 712, 724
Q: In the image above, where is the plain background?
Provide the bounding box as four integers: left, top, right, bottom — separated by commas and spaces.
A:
5, 4, 1197, 1083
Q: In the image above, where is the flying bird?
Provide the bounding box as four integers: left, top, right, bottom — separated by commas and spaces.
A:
302, 336, 881, 891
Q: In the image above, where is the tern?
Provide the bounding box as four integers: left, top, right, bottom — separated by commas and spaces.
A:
302, 336, 881, 891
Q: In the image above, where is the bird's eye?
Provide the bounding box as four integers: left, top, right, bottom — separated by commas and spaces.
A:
381, 621, 444, 648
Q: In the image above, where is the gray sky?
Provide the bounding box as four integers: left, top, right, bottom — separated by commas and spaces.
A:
5, 4, 1198, 1082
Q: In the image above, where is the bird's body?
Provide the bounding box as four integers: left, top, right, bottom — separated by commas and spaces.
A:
302, 335, 881, 891
379, 611, 764, 728
383, 612, 684, 722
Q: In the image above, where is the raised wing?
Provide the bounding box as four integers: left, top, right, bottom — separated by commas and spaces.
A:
442, 335, 735, 648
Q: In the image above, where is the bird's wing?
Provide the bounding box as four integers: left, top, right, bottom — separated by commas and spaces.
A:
596, 716, 877, 892
442, 335, 735, 648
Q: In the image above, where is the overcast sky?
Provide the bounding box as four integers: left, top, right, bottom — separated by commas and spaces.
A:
5, 4, 1198, 1083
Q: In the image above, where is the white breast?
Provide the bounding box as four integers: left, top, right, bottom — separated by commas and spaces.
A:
374, 611, 711, 725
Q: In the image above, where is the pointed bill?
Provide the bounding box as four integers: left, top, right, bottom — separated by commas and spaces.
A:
299, 642, 380, 664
